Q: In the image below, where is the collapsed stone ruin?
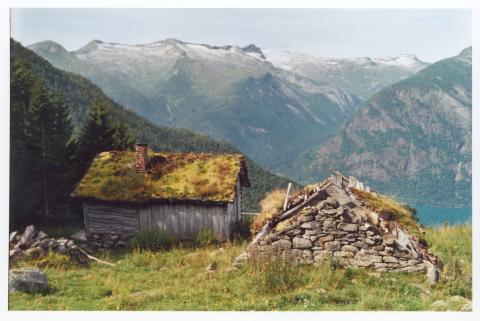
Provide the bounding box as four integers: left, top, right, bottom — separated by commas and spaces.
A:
9, 225, 102, 266
235, 171, 441, 281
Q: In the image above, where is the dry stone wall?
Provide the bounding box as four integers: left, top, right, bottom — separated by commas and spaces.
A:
236, 173, 440, 275
87, 232, 129, 250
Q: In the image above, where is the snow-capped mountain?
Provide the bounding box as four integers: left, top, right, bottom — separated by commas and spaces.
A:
263, 50, 430, 100
28, 38, 361, 173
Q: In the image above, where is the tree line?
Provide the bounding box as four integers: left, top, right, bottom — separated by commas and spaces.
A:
10, 55, 134, 229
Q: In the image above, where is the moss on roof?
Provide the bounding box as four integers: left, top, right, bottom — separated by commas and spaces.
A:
351, 188, 422, 237
72, 150, 246, 203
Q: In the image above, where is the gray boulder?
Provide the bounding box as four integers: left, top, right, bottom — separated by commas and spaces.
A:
9, 268, 48, 294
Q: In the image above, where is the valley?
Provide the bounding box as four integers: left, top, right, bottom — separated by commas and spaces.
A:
25, 38, 472, 215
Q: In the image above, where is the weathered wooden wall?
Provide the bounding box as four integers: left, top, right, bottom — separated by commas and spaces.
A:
139, 202, 230, 240
84, 179, 243, 240
83, 202, 140, 237
227, 178, 241, 234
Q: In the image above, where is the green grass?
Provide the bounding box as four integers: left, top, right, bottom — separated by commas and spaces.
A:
72, 151, 244, 203
351, 188, 422, 237
9, 225, 471, 311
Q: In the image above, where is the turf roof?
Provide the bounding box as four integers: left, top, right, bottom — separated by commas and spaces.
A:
72, 150, 249, 203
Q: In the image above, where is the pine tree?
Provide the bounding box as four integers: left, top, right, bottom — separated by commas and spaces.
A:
10, 56, 36, 228
73, 96, 134, 178
112, 120, 135, 151
23, 80, 73, 219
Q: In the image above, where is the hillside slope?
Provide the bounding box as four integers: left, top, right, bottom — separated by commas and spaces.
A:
28, 39, 361, 173
301, 47, 472, 206
11, 39, 295, 211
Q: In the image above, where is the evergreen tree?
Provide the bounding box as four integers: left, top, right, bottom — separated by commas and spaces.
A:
73, 96, 134, 178
23, 79, 73, 219
10, 55, 36, 228
112, 120, 135, 151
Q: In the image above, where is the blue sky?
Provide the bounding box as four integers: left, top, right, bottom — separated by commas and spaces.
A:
10, 8, 471, 62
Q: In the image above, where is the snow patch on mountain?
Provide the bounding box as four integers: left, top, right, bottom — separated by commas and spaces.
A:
264, 49, 428, 72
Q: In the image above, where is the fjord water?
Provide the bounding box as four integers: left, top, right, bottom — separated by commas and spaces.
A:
415, 206, 471, 226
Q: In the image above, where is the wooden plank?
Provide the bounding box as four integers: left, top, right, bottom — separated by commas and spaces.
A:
87, 212, 138, 220
211, 207, 219, 238
88, 221, 138, 229
283, 182, 292, 211
237, 179, 242, 222
83, 202, 89, 235
185, 204, 193, 237
193, 207, 203, 236
222, 206, 229, 240
85, 202, 140, 237
170, 206, 178, 235
178, 205, 187, 239
88, 217, 138, 225
87, 206, 137, 214
138, 207, 147, 229
151, 205, 163, 231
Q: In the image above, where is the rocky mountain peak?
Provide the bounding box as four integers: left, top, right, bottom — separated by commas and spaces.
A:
457, 46, 472, 61
242, 44, 266, 59
160, 38, 186, 45
75, 39, 105, 54
27, 40, 68, 55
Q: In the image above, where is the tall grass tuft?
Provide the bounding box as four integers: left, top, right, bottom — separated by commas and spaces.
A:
130, 228, 175, 251
248, 257, 311, 294
250, 189, 287, 232
425, 224, 471, 299
193, 228, 217, 247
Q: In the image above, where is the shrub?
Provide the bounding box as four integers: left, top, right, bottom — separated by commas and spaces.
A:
130, 228, 175, 251
193, 228, 217, 246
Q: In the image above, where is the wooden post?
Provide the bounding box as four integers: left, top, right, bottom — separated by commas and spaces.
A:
283, 182, 292, 211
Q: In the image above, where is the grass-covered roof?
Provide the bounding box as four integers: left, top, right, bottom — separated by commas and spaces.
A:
72, 150, 249, 203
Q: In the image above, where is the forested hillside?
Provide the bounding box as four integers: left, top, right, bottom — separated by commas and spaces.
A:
10, 39, 296, 229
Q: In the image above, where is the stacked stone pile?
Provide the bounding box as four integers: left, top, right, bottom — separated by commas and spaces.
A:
235, 171, 441, 280
87, 232, 128, 250
9, 225, 90, 265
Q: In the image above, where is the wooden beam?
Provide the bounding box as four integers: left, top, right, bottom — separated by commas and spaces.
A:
283, 182, 292, 211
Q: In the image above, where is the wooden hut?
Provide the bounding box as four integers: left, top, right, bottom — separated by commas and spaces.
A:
71, 144, 250, 242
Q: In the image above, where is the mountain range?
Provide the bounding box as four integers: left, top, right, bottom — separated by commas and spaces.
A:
28, 39, 365, 172
264, 50, 429, 100
25, 38, 471, 207
302, 47, 472, 206
11, 39, 294, 212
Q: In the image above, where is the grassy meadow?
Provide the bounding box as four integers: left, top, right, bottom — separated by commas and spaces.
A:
9, 225, 471, 311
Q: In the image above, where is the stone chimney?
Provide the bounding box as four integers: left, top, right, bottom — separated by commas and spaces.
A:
135, 143, 148, 173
